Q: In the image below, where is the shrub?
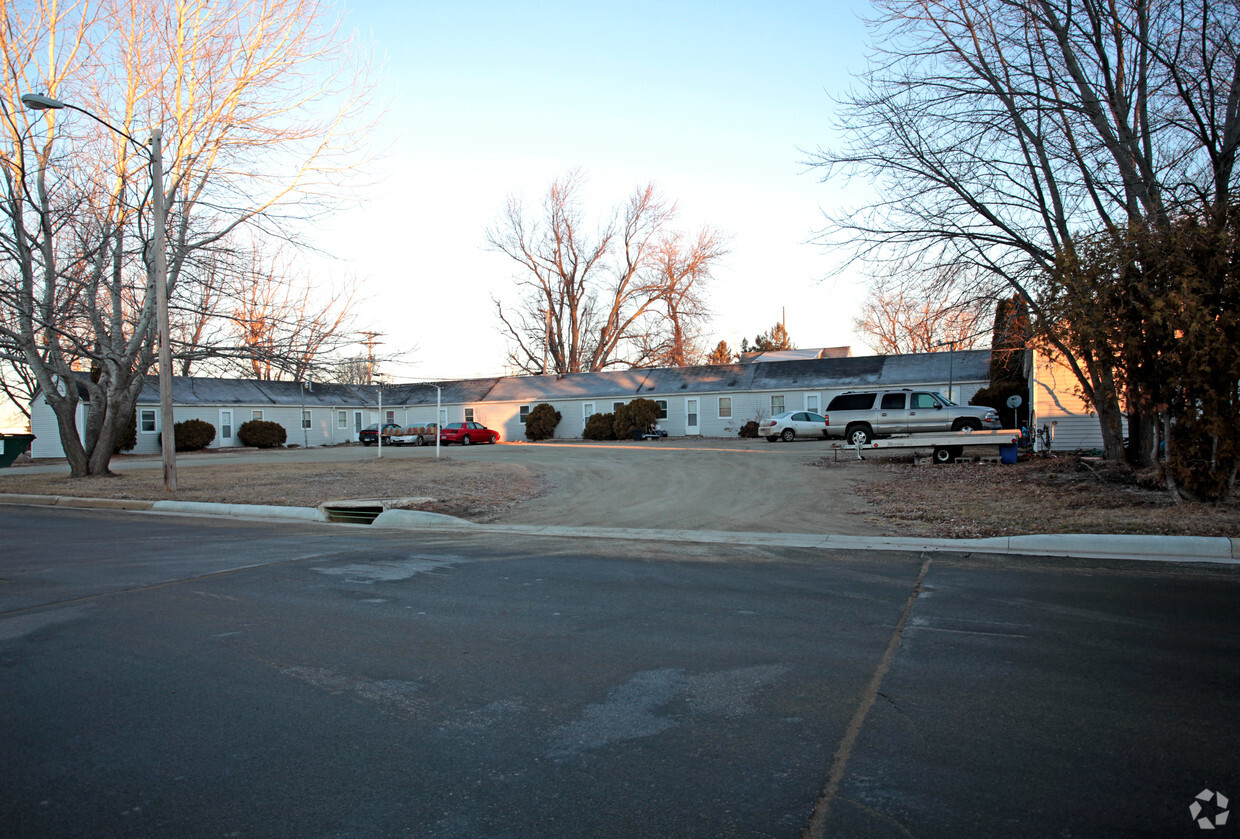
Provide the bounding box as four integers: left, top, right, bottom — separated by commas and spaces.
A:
524, 402, 562, 441
970, 381, 1028, 428
613, 398, 661, 440
739, 420, 760, 438
158, 418, 216, 452
236, 419, 287, 448
582, 412, 617, 440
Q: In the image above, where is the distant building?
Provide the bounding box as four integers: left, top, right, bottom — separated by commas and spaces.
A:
29, 348, 1119, 458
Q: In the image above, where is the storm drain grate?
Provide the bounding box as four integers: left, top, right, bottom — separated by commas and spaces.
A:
318, 496, 435, 526
322, 505, 385, 525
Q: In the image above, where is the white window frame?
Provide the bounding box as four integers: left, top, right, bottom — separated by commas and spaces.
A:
302, 410, 312, 430
806, 394, 820, 413
519, 405, 530, 424
464, 407, 475, 423
337, 410, 348, 429
613, 401, 625, 413
718, 397, 732, 419
654, 399, 668, 420
251, 410, 264, 421
385, 410, 395, 424
771, 395, 785, 415
139, 408, 157, 434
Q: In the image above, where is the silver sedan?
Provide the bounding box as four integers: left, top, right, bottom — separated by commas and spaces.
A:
757, 411, 830, 442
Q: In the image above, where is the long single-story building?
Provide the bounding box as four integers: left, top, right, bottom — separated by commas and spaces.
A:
28, 347, 1102, 458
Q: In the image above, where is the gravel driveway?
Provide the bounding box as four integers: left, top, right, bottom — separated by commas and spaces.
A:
446, 439, 879, 534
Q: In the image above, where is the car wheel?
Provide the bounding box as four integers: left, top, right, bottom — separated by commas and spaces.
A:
846, 424, 872, 446
780, 428, 795, 442
462, 435, 472, 446
415, 435, 424, 446
953, 418, 982, 432
489, 434, 498, 444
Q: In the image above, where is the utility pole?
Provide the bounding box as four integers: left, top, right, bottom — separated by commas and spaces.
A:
359, 331, 384, 384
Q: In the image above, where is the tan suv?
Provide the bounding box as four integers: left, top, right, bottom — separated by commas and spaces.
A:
824, 389, 1000, 445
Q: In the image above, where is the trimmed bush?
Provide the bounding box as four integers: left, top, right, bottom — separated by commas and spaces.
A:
613, 398, 661, 440
739, 421, 760, 438
236, 419, 287, 448
524, 402, 562, 441
158, 418, 216, 452
582, 412, 617, 440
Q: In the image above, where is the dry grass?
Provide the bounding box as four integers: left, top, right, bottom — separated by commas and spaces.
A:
826, 454, 1240, 538
0, 459, 550, 522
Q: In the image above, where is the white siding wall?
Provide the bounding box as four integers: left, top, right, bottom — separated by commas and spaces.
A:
1032, 353, 1120, 451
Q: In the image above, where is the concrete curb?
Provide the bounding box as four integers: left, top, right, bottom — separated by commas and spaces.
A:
151, 500, 329, 522
1, 492, 1235, 564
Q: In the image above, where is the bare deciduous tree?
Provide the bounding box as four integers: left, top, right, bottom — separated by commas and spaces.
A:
811, 0, 1240, 464
853, 277, 988, 354
490, 170, 726, 374
0, 0, 375, 476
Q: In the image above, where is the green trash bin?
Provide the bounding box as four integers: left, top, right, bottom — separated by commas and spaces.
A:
0, 433, 35, 468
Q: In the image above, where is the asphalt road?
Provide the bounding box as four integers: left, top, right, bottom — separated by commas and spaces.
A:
1, 506, 1237, 838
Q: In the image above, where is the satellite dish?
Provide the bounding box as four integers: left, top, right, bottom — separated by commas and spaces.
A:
1006, 394, 1023, 408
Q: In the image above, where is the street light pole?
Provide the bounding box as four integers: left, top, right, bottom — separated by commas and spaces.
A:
21, 93, 176, 490
935, 339, 958, 403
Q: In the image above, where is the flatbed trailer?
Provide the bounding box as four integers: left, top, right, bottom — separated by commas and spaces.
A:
832, 429, 1023, 463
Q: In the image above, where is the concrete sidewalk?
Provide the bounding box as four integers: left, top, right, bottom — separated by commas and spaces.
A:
1, 492, 1236, 565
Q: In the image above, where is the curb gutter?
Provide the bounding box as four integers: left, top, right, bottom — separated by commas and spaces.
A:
1, 493, 1235, 564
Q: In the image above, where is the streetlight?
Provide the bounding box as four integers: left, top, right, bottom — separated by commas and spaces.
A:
22, 93, 176, 491
935, 339, 958, 403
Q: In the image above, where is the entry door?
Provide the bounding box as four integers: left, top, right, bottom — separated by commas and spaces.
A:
219, 410, 233, 446
685, 398, 700, 435
353, 411, 363, 441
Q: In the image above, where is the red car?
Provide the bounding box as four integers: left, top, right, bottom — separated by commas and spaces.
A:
439, 421, 499, 445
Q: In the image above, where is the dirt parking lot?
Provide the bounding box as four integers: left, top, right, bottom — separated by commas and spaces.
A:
2, 437, 1235, 537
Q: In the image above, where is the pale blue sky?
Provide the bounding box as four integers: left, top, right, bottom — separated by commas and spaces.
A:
322, 0, 877, 381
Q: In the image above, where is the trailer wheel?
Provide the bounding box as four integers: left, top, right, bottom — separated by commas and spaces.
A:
933, 446, 954, 463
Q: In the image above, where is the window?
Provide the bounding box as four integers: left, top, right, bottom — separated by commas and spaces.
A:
385, 410, 395, 424
806, 394, 820, 413
718, 397, 732, 418
251, 410, 263, 421
464, 408, 475, 423
827, 392, 877, 411
881, 393, 907, 410
654, 399, 668, 419
302, 410, 312, 429
770, 395, 785, 415
613, 402, 625, 413
912, 392, 939, 410
140, 409, 156, 433
337, 411, 348, 429
519, 405, 530, 423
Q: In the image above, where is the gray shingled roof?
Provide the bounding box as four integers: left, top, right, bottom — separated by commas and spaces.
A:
119, 350, 993, 407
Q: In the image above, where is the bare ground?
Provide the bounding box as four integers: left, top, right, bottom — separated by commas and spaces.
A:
0, 459, 550, 522
2, 444, 1236, 537
826, 453, 1240, 539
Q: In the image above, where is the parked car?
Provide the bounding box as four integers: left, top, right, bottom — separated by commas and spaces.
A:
824, 389, 1001, 445
758, 411, 830, 442
359, 423, 403, 446
439, 421, 500, 445
388, 423, 439, 446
